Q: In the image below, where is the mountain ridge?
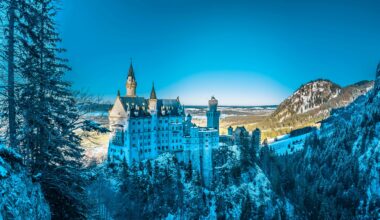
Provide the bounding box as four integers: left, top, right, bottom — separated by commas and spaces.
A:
258, 79, 374, 138
281, 75, 380, 218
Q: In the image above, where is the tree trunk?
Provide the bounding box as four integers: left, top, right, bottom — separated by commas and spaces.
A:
7, 0, 16, 149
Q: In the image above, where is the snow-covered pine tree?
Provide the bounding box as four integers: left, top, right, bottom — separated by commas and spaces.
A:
185, 159, 192, 182
17, 0, 87, 218
0, 0, 24, 149
5, 0, 16, 148
240, 192, 253, 220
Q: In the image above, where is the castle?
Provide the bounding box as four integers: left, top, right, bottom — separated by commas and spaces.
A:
107, 63, 220, 186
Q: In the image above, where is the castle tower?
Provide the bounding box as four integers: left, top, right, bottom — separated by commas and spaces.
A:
184, 113, 193, 136
126, 62, 137, 97
252, 128, 261, 159
227, 126, 233, 135
252, 128, 261, 148
149, 83, 158, 112
206, 96, 221, 133
148, 83, 158, 159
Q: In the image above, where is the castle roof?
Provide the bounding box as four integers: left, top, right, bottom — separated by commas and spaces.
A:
116, 96, 182, 118
150, 83, 157, 99
234, 126, 248, 135
128, 63, 135, 79
119, 96, 147, 109
159, 99, 180, 107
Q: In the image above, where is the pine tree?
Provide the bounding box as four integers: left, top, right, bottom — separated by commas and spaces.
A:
5, 0, 17, 149
1, 0, 22, 149
16, 0, 87, 218
185, 160, 193, 182
185, 171, 207, 219
240, 192, 253, 220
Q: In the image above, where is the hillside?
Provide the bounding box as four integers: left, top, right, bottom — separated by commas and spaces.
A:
258, 79, 374, 138
0, 146, 50, 219
87, 149, 298, 219
278, 73, 380, 219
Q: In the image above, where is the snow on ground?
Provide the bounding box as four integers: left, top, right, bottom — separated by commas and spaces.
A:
267, 134, 290, 144
269, 133, 311, 156
0, 145, 50, 219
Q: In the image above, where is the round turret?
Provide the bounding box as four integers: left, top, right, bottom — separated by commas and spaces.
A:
206, 96, 221, 133
187, 113, 192, 122
208, 96, 218, 112
227, 126, 233, 136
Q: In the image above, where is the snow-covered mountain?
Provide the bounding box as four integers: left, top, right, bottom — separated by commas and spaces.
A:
279, 73, 380, 219
272, 79, 373, 123
0, 146, 50, 219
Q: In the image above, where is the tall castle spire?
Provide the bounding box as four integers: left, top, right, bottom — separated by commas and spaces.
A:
150, 82, 157, 99
126, 61, 137, 97
149, 82, 158, 112
128, 62, 135, 79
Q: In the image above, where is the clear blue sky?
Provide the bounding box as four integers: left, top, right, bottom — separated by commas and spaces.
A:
57, 0, 380, 105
